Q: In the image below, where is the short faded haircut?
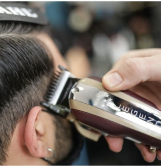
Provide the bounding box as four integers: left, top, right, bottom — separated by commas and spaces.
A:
0, 22, 54, 164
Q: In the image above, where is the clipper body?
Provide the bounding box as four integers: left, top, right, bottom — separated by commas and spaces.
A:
42, 68, 161, 150
69, 77, 161, 149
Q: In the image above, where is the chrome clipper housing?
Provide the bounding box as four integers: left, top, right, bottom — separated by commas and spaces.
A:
69, 78, 161, 150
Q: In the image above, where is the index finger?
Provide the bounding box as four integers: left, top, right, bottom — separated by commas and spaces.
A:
122, 48, 161, 59
102, 54, 161, 91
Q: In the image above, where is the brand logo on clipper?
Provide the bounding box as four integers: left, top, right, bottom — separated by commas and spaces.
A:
0, 6, 38, 18
93, 90, 161, 128
119, 104, 161, 127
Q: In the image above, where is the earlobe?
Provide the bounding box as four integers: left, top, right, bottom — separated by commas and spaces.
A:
24, 106, 48, 158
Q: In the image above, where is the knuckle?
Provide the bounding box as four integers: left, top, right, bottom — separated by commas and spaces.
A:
124, 58, 148, 81
125, 58, 141, 73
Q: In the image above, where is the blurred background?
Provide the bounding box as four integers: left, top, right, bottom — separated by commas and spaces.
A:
30, 1, 161, 165
31, 1, 161, 77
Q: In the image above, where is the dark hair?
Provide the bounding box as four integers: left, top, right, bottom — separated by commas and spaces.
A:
0, 21, 54, 164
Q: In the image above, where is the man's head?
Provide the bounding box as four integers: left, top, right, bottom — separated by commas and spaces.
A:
0, 7, 73, 165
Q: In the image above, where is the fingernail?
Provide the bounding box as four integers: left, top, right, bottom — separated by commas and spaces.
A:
103, 72, 123, 88
157, 156, 161, 160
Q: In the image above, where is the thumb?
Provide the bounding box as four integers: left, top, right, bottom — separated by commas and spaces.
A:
102, 55, 161, 91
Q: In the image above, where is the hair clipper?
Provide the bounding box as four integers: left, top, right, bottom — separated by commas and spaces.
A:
42, 66, 161, 152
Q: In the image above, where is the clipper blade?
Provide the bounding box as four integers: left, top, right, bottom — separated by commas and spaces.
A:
44, 66, 79, 107
45, 70, 62, 103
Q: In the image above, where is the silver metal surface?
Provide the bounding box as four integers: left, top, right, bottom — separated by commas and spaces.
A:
69, 82, 161, 139
49, 70, 74, 105
125, 137, 141, 144
150, 146, 157, 153
43, 148, 55, 163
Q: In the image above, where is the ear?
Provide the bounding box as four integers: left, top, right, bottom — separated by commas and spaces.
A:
24, 106, 48, 158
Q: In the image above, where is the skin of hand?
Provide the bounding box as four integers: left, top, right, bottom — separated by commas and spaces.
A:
102, 49, 161, 163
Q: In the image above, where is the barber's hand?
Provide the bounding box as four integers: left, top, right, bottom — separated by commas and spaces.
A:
102, 49, 161, 162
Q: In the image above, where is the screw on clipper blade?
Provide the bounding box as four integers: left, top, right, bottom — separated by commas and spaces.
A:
41, 102, 70, 117
58, 65, 68, 71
